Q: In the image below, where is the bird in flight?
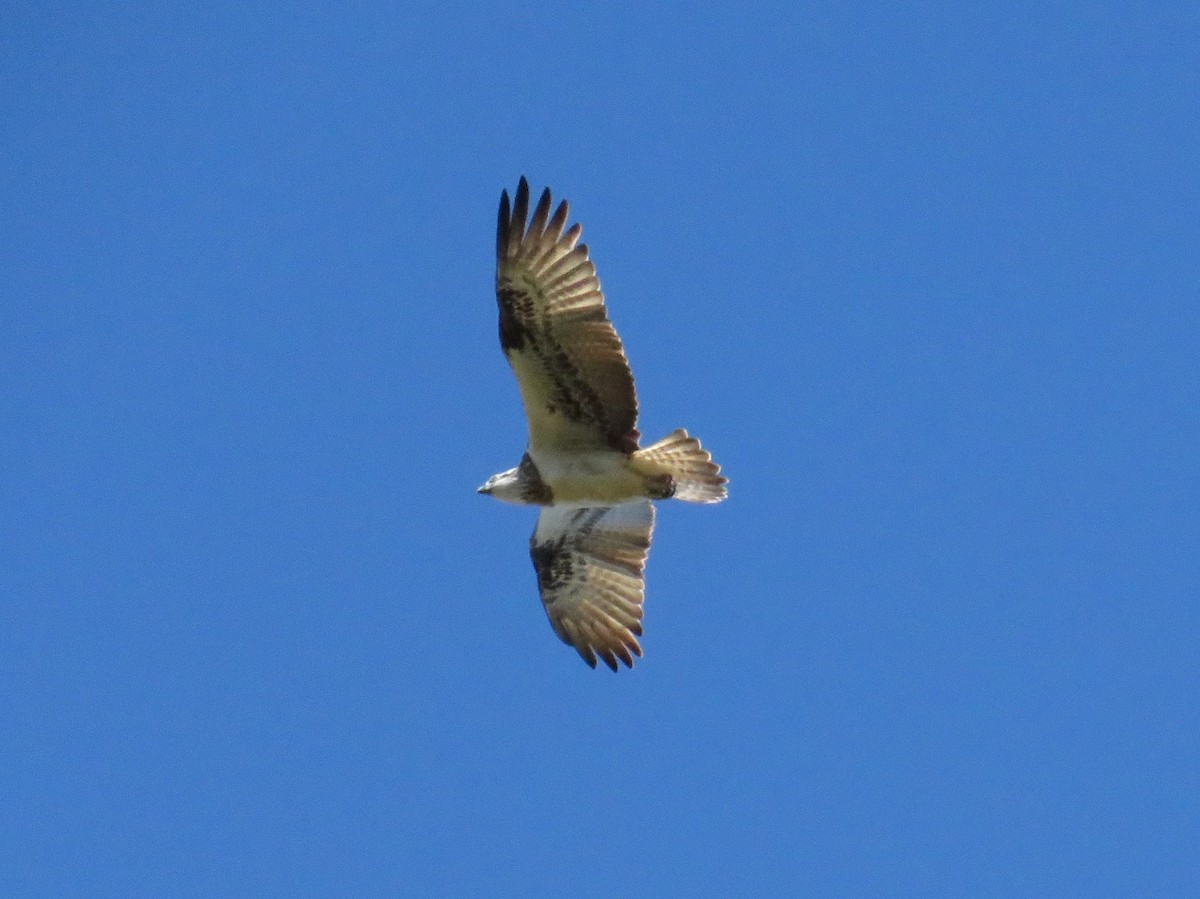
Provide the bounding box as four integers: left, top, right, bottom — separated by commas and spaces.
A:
478, 178, 727, 670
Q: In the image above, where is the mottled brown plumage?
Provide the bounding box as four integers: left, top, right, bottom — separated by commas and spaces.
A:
496, 178, 640, 455
480, 178, 727, 670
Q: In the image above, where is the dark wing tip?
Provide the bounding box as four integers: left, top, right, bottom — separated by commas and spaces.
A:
497, 187, 511, 260
547, 198, 570, 240
528, 186, 553, 237
498, 178, 533, 260
512, 177, 530, 235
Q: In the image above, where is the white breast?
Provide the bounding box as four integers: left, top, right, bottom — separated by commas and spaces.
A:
529, 447, 647, 504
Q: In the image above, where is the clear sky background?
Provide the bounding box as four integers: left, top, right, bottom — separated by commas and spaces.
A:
3, 3, 1198, 896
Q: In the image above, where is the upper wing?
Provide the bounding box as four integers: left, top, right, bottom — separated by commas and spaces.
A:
496, 178, 639, 455
530, 501, 655, 671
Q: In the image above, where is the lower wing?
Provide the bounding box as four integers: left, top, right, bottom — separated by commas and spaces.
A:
529, 501, 655, 670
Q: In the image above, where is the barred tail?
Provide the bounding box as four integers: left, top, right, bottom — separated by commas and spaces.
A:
632, 429, 728, 504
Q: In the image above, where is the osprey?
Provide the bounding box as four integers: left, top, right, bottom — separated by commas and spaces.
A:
479, 178, 727, 670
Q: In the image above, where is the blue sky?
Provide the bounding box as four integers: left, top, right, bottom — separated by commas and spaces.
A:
3, 3, 1198, 895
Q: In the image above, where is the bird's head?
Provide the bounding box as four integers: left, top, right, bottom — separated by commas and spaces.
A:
477, 467, 524, 504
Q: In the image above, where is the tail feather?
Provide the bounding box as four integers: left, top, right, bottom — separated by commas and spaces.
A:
633, 429, 728, 504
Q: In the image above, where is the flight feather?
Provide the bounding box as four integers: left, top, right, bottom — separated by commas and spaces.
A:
496, 177, 639, 454
530, 501, 654, 671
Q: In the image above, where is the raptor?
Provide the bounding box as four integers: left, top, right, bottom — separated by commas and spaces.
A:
479, 178, 727, 670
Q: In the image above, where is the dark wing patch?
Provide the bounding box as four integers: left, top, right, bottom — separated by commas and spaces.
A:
529, 502, 655, 671
496, 178, 640, 454
516, 452, 552, 504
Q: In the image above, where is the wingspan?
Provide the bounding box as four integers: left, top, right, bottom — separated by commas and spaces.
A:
496, 178, 640, 455
529, 501, 655, 670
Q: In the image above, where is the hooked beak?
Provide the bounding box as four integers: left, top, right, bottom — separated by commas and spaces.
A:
477, 483, 490, 495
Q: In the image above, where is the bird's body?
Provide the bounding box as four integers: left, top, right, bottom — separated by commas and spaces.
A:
479, 178, 727, 670
527, 447, 649, 505
485, 448, 668, 507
